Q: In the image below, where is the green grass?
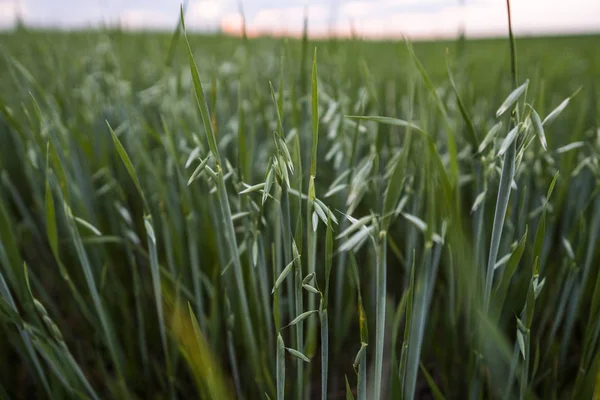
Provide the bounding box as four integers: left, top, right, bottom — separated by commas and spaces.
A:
0, 9, 599, 399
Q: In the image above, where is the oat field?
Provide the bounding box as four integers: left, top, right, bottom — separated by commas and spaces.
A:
0, 7, 599, 400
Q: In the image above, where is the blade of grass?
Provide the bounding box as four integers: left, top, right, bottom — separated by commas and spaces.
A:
373, 230, 387, 400
181, 8, 262, 388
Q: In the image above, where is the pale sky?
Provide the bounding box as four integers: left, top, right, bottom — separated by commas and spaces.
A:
0, 0, 599, 38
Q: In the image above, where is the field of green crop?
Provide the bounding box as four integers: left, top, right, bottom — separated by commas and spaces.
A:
0, 7, 599, 400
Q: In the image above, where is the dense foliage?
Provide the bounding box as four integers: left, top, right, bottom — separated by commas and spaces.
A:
0, 14, 599, 400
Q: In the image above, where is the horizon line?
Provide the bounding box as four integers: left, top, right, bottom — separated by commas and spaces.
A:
2, 22, 599, 42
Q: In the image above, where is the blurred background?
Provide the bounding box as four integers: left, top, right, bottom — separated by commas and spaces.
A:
1, 0, 599, 38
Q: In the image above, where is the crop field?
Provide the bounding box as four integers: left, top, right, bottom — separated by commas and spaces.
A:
0, 8, 599, 400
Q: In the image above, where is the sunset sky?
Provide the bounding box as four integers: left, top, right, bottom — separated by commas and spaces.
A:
1, 0, 599, 38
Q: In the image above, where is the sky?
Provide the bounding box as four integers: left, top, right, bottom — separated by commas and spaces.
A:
0, 0, 599, 38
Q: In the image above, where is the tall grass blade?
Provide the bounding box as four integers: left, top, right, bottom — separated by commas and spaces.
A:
277, 333, 285, 400
180, 7, 221, 164
373, 231, 387, 400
